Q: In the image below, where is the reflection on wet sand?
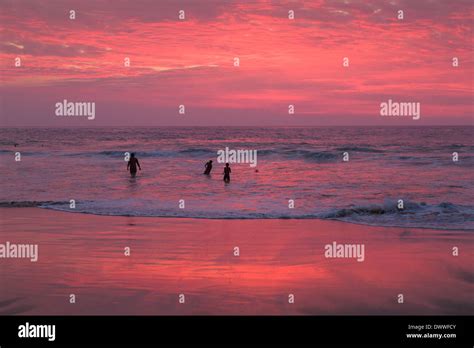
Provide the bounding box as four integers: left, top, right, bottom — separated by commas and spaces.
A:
0, 208, 472, 315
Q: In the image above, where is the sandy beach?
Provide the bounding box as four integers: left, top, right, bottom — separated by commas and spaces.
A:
0, 207, 472, 315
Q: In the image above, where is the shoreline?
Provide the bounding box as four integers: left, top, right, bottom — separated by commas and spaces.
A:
35, 206, 474, 232
0, 204, 471, 232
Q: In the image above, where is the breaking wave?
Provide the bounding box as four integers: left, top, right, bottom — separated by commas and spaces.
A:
2, 199, 472, 230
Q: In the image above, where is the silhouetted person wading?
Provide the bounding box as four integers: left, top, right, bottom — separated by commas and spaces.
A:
127, 153, 141, 177
223, 163, 231, 183
204, 160, 213, 175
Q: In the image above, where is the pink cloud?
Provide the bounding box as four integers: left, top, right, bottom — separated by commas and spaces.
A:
0, 0, 472, 126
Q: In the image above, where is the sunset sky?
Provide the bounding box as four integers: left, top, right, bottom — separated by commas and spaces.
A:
1, 0, 472, 126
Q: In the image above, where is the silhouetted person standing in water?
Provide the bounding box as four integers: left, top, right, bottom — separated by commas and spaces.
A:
127, 153, 141, 177
223, 163, 231, 183
204, 160, 213, 175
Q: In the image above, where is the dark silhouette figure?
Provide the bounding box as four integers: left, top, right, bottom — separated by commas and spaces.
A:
223, 163, 231, 183
204, 160, 213, 175
127, 153, 141, 177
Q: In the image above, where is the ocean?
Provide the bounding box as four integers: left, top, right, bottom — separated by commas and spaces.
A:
1, 126, 473, 230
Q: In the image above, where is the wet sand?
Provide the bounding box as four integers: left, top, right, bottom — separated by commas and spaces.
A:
0, 208, 472, 315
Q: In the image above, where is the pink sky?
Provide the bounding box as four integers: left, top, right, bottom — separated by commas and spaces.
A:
1, 0, 473, 126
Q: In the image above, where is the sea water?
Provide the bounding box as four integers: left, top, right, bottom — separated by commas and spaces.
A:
0, 126, 472, 230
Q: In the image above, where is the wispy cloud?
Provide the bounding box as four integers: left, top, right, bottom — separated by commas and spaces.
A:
0, 0, 472, 125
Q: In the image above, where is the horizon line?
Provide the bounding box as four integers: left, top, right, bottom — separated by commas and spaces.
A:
1, 124, 473, 128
